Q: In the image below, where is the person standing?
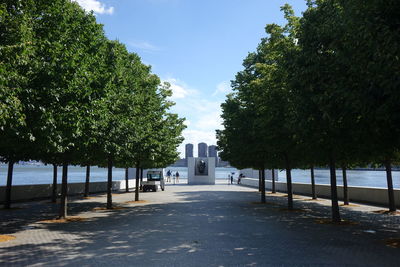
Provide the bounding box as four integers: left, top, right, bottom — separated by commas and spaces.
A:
166, 170, 171, 182
230, 174, 233, 184
175, 171, 180, 183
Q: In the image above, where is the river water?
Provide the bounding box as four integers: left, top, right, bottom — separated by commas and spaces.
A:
0, 164, 398, 189
279, 169, 400, 189
0, 164, 237, 186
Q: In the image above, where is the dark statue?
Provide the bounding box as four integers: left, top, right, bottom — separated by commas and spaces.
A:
195, 158, 208, 176
198, 160, 206, 174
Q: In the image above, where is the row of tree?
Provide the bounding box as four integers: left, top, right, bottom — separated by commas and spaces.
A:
217, 0, 399, 222
0, 0, 185, 217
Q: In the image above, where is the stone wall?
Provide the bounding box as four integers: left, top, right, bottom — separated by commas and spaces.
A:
0, 179, 136, 203
237, 177, 400, 208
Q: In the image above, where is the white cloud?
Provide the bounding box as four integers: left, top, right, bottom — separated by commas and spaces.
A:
127, 41, 161, 53
164, 78, 225, 157
212, 81, 231, 96
73, 0, 114, 15
178, 129, 218, 157
196, 111, 222, 131
164, 78, 198, 100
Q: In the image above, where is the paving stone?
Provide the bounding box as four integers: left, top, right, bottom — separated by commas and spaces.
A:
0, 182, 398, 266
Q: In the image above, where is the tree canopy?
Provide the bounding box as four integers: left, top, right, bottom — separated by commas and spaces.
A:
217, 0, 400, 220
0, 0, 185, 214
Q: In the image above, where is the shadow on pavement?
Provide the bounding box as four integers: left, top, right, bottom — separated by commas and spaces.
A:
0, 189, 399, 266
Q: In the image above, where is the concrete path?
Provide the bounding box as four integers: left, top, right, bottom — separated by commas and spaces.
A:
0, 182, 399, 266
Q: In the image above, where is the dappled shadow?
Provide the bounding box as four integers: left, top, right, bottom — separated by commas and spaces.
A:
0, 192, 121, 235
0, 188, 399, 266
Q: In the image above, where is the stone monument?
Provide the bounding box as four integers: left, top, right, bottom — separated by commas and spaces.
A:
187, 157, 216, 185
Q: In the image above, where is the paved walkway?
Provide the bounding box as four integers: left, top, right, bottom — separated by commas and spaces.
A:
0, 182, 399, 266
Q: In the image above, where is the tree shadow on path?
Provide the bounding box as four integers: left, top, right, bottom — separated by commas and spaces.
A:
0, 189, 399, 266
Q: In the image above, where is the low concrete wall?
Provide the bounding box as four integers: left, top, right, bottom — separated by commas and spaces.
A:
0, 179, 137, 203
238, 178, 400, 208
239, 169, 279, 181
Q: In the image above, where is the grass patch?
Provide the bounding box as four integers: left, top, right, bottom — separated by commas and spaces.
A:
39, 216, 87, 223
372, 210, 400, 215
384, 238, 400, 248
0, 235, 16, 242
124, 200, 148, 204
340, 203, 360, 207
93, 206, 126, 211
281, 195, 302, 199
82, 196, 98, 200
314, 218, 359, 225
250, 201, 278, 206
301, 198, 323, 202
279, 208, 307, 212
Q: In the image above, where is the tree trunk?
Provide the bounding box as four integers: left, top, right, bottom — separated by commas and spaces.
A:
135, 166, 140, 201
284, 154, 293, 210
342, 166, 349, 205
59, 163, 68, 219
385, 160, 396, 212
125, 168, 129, 193
329, 155, 341, 222
51, 164, 57, 203
261, 169, 266, 203
4, 160, 14, 209
107, 156, 113, 209
271, 168, 276, 193
84, 165, 90, 197
140, 168, 144, 190
258, 170, 262, 192
311, 166, 317, 199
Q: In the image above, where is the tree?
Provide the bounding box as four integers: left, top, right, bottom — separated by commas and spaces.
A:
1, 0, 185, 215
218, 5, 302, 207
0, 0, 36, 209
217, 93, 268, 203
292, 0, 365, 221
250, 6, 301, 208
310, 166, 316, 199
26, 0, 107, 218
128, 79, 185, 201
339, 0, 400, 211
92, 41, 136, 209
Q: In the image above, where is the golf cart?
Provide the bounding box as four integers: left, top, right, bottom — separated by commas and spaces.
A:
142, 170, 165, 192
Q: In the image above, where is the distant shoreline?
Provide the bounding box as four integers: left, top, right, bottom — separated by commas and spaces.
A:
313, 167, 400, 172
2, 163, 400, 172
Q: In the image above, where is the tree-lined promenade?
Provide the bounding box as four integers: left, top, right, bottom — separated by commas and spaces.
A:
217, 0, 400, 222
0, 184, 399, 266
0, 0, 185, 217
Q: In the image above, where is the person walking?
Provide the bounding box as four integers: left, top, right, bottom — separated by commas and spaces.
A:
175, 171, 180, 183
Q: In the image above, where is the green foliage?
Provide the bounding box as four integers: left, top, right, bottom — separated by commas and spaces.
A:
219, 0, 400, 172
218, 0, 399, 215
0, 0, 185, 170
340, 0, 400, 163
0, 0, 35, 162
218, 5, 301, 171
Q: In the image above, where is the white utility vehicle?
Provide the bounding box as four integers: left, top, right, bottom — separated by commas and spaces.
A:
142, 169, 165, 192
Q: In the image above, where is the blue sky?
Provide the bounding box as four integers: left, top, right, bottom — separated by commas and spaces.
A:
75, 0, 307, 156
